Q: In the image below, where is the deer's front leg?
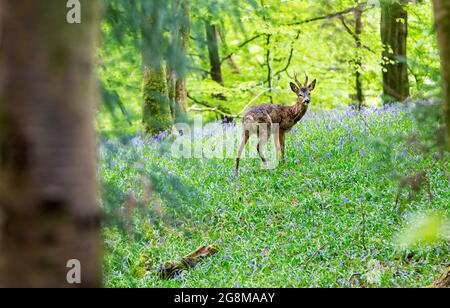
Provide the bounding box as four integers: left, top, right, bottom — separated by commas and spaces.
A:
279, 131, 286, 163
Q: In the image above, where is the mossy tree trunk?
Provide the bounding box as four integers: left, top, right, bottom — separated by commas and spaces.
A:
381, 0, 410, 103
141, 2, 173, 135
432, 0, 450, 150
0, 0, 101, 287
142, 64, 173, 136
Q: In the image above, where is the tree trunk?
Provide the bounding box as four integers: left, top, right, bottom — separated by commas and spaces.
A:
141, 3, 173, 135
0, 0, 101, 287
205, 21, 224, 86
381, 0, 410, 103
174, 0, 190, 122
266, 34, 273, 104
167, 68, 177, 119
142, 64, 173, 135
432, 0, 450, 150
355, 8, 364, 109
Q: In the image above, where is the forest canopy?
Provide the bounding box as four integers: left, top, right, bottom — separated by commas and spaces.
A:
98, 0, 440, 137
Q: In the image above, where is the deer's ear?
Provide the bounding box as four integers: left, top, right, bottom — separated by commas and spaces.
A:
308, 79, 317, 91
290, 82, 299, 94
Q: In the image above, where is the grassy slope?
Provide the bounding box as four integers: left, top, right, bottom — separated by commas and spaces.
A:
101, 105, 449, 288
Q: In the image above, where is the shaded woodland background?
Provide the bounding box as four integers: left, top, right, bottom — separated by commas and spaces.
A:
0, 0, 449, 288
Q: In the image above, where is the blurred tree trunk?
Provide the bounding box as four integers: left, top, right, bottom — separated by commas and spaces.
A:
0, 0, 101, 287
141, 3, 173, 135
381, 0, 410, 103
205, 21, 224, 86
432, 0, 450, 150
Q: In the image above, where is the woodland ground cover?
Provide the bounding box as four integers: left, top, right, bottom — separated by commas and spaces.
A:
101, 104, 450, 288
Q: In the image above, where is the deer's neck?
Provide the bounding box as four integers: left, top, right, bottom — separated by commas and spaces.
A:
290, 100, 308, 122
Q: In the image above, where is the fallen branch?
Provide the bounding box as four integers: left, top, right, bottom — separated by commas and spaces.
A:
433, 265, 450, 288
157, 244, 219, 279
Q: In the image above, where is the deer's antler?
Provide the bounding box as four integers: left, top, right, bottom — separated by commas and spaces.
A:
304, 72, 309, 88
294, 72, 302, 88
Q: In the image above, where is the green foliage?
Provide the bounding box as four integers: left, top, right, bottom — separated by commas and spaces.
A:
99, 0, 440, 135
396, 211, 449, 248
101, 106, 450, 287
98, 0, 448, 288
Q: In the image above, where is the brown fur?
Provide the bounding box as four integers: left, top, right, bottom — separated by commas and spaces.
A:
235, 73, 316, 174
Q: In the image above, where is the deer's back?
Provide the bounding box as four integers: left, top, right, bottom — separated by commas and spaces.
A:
243, 104, 290, 124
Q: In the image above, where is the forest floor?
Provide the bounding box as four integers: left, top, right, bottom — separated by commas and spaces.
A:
100, 104, 449, 288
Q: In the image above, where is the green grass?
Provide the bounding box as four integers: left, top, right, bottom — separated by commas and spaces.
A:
100, 105, 449, 288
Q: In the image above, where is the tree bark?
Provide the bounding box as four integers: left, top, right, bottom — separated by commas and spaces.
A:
266, 34, 273, 104
167, 66, 177, 119
174, 0, 190, 122
205, 21, 224, 86
0, 0, 101, 287
142, 64, 173, 135
432, 0, 450, 150
141, 3, 173, 135
355, 8, 364, 109
381, 0, 410, 103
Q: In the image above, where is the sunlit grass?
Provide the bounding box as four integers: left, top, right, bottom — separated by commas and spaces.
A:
100, 105, 449, 288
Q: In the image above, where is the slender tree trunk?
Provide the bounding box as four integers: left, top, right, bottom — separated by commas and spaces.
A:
205, 21, 224, 86
381, 0, 410, 103
167, 68, 177, 119
141, 3, 173, 135
266, 34, 273, 104
432, 0, 450, 150
355, 8, 364, 109
0, 0, 101, 287
174, 0, 190, 122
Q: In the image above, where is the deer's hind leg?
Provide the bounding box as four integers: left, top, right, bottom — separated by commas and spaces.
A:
257, 128, 269, 163
273, 131, 281, 164
235, 130, 250, 175
279, 131, 286, 163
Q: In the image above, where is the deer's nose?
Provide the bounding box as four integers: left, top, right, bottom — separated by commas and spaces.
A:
305, 99, 310, 104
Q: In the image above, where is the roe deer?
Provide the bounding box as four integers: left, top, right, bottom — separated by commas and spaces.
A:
235, 73, 316, 175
